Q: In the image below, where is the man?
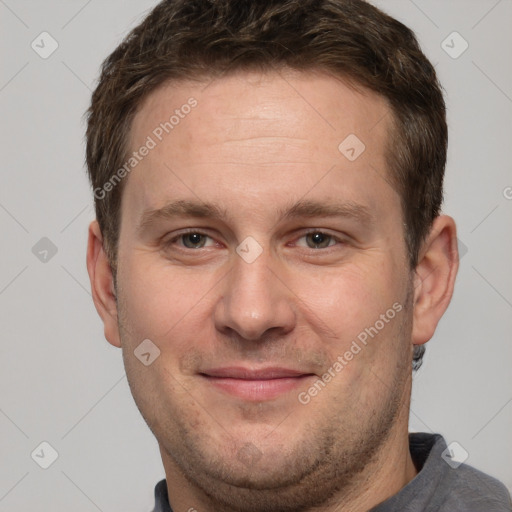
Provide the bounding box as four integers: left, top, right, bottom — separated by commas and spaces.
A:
85, 0, 511, 510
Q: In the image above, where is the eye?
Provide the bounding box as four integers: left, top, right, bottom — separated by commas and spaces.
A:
168, 231, 215, 249
165, 229, 343, 252
297, 231, 338, 249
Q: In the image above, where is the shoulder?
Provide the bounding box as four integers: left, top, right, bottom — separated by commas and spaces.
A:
372, 433, 512, 512
150, 479, 172, 512
410, 432, 512, 511
441, 462, 512, 511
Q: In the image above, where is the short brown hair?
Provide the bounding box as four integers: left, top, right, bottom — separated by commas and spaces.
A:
85, 0, 448, 369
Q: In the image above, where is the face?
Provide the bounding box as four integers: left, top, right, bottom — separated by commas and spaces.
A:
110, 70, 416, 510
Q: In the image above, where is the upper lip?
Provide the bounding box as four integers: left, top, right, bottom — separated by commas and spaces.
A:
200, 367, 313, 380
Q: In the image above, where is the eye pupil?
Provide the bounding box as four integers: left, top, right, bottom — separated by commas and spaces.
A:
183, 233, 205, 248
307, 232, 331, 249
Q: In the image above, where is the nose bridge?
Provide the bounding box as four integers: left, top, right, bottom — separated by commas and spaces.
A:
215, 245, 295, 340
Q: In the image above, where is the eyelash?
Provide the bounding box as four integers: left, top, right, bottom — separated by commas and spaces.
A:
165, 228, 345, 251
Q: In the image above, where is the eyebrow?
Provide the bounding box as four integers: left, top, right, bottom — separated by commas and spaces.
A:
138, 198, 374, 234
279, 199, 374, 225
138, 200, 229, 233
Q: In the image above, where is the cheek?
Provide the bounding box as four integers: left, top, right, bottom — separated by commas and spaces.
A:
290, 257, 409, 388
294, 258, 401, 333
117, 256, 216, 343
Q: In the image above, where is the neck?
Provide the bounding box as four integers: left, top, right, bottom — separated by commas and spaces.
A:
160, 415, 418, 512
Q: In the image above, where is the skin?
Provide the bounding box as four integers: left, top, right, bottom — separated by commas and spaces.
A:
87, 69, 459, 512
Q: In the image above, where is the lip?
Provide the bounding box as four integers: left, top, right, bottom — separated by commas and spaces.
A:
199, 367, 316, 401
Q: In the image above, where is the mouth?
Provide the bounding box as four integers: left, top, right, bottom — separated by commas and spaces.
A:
199, 367, 316, 401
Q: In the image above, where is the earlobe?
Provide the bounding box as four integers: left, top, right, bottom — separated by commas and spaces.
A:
86, 220, 122, 348
411, 215, 459, 346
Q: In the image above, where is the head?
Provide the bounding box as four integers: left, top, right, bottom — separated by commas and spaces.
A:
86, 1, 458, 510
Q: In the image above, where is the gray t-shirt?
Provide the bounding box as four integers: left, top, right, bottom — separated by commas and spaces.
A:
151, 433, 512, 511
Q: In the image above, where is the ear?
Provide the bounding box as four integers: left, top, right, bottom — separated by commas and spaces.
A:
412, 215, 459, 346
86, 220, 121, 348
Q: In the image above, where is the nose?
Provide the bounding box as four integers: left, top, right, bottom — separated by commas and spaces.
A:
213, 246, 297, 341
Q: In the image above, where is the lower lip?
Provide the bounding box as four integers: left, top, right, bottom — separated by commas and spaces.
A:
201, 374, 314, 401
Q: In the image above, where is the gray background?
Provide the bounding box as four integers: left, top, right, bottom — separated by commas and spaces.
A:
1, 0, 511, 510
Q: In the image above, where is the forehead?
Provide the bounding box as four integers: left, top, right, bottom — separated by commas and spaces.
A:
123, 69, 396, 222
131, 69, 391, 150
